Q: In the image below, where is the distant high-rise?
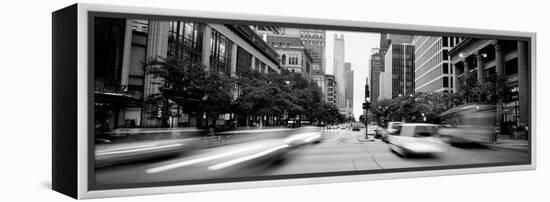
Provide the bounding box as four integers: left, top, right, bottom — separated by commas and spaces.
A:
333, 34, 346, 112
379, 43, 415, 99
299, 29, 326, 73
413, 36, 463, 93
325, 74, 337, 106
369, 48, 383, 103
344, 63, 354, 116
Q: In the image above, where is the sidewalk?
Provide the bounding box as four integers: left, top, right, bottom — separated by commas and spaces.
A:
487, 137, 529, 152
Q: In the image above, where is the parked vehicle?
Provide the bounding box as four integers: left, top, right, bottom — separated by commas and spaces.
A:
367, 125, 378, 137
386, 123, 448, 157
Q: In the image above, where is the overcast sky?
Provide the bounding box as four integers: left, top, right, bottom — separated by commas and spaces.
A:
324, 30, 380, 119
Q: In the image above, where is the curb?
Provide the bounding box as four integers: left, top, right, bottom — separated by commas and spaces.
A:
355, 136, 375, 142
485, 144, 529, 153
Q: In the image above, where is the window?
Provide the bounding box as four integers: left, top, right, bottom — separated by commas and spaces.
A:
442, 37, 448, 47
168, 21, 204, 62
505, 58, 519, 76
289, 55, 299, 65
443, 63, 449, 74
443, 77, 449, 88
210, 29, 234, 76
236, 47, 252, 74
281, 55, 286, 65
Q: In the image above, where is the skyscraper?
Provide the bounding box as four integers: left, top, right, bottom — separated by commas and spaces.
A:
333, 34, 346, 112
379, 43, 415, 99
344, 63, 354, 116
369, 48, 383, 103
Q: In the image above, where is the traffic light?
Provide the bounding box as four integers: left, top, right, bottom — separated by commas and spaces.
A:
362, 102, 370, 110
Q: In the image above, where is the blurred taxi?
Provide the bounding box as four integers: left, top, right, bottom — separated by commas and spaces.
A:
387, 123, 448, 157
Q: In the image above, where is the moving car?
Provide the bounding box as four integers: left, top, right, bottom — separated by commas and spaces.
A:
352, 125, 361, 131
284, 126, 323, 147
378, 121, 403, 142
386, 123, 448, 157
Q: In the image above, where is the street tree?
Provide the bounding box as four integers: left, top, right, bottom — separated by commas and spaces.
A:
144, 57, 235, 127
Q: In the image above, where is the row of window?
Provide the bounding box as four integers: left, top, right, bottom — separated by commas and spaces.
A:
416, 76, 454, 93
415, 38, 446, 71
416, 62, 453, 86
210, 29, 234, 76
415, 49, 451, 79
167, 21, 204, 63
300, 33, 325, 39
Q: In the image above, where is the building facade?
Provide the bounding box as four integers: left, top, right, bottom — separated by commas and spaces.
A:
333, 34, 346, 111
379, 43, 415, 99
299, 29, 326, 73
311, 69, 327, 101
380, 33, 413, 55
413, 36, 463, 93
369, 48, 383, 103
325, 74, 338, 106
94, 18, 281, 130
448, 39, 529, 130
266, 35, 313, 81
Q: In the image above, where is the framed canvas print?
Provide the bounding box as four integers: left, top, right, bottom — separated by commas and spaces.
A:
52, 3, 536, 199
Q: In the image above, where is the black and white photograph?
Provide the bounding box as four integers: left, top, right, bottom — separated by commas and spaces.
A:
4, 0, 550, 201
92, 16, 531, 188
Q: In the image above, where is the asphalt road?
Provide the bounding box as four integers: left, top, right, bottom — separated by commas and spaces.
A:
95, 128, 529, 186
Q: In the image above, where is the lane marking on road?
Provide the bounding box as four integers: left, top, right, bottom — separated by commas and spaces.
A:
145, 145, 263, 174
96, 143, 184, 156
208, 144, 289, 170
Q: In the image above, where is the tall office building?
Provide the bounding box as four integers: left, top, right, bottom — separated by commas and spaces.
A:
413, 36, 463, 93
299, 29, 326, 73
369, 48, 383, 103
379, 43, 415, 99
380, 33, 413, 54
344, 63, 354, 116
299, 29, 327, 101
333, 34, 346, 112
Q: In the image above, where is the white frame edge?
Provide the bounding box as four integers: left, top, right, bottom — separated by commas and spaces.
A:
76, 3, 537, 199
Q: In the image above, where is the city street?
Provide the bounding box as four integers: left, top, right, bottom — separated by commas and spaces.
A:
95, 128, 529, 186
